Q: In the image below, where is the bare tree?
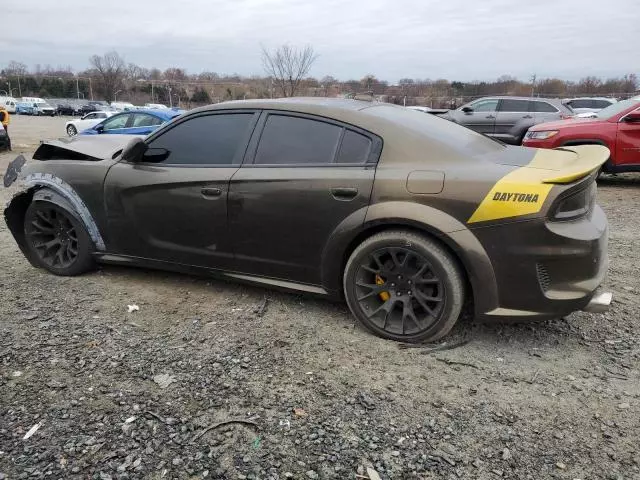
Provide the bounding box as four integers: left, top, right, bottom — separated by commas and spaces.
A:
261, 44, 318, 97
89, 51, 126, 101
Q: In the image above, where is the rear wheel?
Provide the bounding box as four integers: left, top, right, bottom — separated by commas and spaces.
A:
24, 200, 95, 276
344, 230, 465, 343
66, 124, 77, 136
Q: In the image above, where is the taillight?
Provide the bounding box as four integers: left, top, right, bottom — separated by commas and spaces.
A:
550, 182, 596, 221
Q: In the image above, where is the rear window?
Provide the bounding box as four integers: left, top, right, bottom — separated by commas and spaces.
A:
568, 99, 591, 109
593, 99, 613, 109
365, 104, 505, 156
498, 99, 530, 112
532, 101, 558, 113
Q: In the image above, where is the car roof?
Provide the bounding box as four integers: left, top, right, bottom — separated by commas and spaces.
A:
114, 108, 179, 119
566, 97, 616, 101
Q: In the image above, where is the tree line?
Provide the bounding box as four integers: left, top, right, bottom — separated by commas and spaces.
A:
1, 48, 638, 109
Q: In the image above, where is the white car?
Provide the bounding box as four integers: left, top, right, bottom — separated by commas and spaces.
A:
111, 102, 135, 112
144, 103, 169, 110
564, 97, 617, 117
65, 111, 115, 136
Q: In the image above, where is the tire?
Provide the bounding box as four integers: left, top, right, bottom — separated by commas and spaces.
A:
344, 230, 465, 343
23, 200, 95, 276
66, 124, 77, 136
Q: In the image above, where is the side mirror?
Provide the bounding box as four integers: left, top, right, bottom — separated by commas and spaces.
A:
95, 124, 105, 133
142, 147, 170, 163
461, 106, 473, 114
121, 138, 149, 162
623, 112, 640, 123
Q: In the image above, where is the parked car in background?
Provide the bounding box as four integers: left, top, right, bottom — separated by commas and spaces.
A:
15, 102, 35, 115
563, 97, 617, 117
57, 104, 77, 116
111, 102, 135, 112
1, 96, 17, 113
144, 103, 169, 110
523, 98, 640, 174
438, 96, 573, 145
3, 98, 612, 344
65, 111, 115, 136
20, 97, 55, 116
78, 109, 180, 136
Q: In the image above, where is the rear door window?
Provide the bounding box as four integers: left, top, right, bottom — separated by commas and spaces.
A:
470, 99, 498, 112
254, 115, 342, 165
336, 130, 372, 164
498, 99, 530, 112
532, 101, 559, 113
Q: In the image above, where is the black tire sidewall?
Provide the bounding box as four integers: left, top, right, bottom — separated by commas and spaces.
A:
24, 201, 95, 276
344, 233, 464, 343
67, 125, 77, 136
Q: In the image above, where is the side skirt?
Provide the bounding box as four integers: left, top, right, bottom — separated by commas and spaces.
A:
93, 253, 332, 297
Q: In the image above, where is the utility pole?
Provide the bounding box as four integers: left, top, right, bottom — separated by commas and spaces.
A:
76, 77, 80, 99
530, 74, 537, 97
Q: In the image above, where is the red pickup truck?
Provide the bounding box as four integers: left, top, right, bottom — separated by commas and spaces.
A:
523, 98, 640, 174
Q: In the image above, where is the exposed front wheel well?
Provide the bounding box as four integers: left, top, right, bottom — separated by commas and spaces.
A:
340, 223, 473, 307
4, 188, 38, 265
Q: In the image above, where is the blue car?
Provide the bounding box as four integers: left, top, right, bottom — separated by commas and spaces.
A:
79, 109, 180, 136
16, 102, 35, 115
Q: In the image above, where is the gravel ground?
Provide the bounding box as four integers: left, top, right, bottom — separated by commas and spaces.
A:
0, 115, 639, 480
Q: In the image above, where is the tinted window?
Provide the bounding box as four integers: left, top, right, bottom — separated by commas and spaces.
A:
336, 130, 372, 164
532, 101, 558, 113
593, 99, 613, 109
132, 113, 163, 127
470, 99, 498, 112
498, 99, 530, 112
96, 113, 108, 119
568, 99, 590, 109
102, 114, 130, 130
254, 115, 342, 165
149, 113, 254, 165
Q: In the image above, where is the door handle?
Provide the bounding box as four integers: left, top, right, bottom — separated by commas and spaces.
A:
485, 115, 495, 119
201, 187, 222, 198
331, 187, 358, 200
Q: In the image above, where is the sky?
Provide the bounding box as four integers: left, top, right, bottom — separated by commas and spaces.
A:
2, 0, 638, 83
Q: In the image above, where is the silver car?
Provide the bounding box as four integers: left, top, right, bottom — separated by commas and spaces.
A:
440, 96, 573, 145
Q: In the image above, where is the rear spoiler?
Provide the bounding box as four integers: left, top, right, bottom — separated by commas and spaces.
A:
542, 145, 609, 184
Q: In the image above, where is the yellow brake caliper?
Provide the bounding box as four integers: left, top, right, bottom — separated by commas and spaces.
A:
375, 274, 390, 301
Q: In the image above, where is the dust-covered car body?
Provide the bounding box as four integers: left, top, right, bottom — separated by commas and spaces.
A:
3, 98, 611, 342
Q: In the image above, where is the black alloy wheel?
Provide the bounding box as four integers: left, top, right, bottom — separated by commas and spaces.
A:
24, 200, 94, 276
344, 231, 465, 343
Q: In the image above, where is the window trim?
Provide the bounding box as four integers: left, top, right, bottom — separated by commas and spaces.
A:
123, 110, 260, 168
242, 110, 382, 168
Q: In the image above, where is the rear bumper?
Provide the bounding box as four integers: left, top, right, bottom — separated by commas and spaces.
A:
474, 204, 609, 322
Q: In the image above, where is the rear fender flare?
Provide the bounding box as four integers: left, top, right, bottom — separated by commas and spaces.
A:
321, 201, 499, 315
20, 173, 106, 250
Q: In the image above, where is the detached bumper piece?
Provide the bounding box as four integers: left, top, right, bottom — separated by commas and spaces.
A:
582, 291, 613, 313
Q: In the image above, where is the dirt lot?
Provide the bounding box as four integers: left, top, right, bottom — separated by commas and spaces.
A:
0, 115, 639, 480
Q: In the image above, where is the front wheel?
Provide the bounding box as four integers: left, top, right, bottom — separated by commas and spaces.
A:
66, 124, 77, 136
344, 230, 465, 343
24, 200, 95, 276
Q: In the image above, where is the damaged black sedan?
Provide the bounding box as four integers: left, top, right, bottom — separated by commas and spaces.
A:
4, 99, 611, 343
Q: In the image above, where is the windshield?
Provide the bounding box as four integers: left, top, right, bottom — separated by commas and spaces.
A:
596, 98, 640, 119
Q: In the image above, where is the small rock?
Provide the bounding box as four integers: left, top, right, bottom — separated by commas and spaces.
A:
306, 470, 318, 479
502, 448, 512, 460
391, 450, 400, 457
153, 374, 176, 389
567, 375, 576, 381
46, 380, 67, 389
172, 457, 183, 466
617, 403, 630, 409
556, 462, 567, 470
472, 458, 483, 468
